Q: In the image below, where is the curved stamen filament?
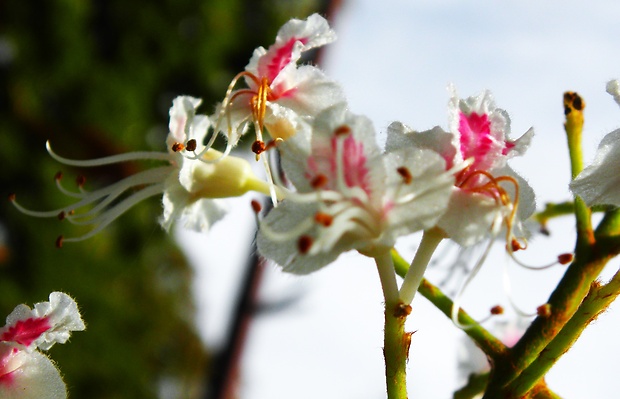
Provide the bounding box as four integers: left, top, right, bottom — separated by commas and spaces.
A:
46, 141, 172, 166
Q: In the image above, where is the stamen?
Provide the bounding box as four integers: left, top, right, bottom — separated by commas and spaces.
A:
311, 174, 328, 189
558, 253, 573, 265
76, 176, 86, 188
298, 235, 313, 254
185, 139, 197, 152
55, 236, 63, 249
46, 141, 172, 166
251, 199, 262, 214
252, 140, 267, 156
171, 142, 185, 152
396, 167, 413, 184
334, 125, 351, 136
8, 193, 16, 202
55, 171, 63, 181
490, 305, 504, 315
314, 212, 333, 227
57, 211, 66, 220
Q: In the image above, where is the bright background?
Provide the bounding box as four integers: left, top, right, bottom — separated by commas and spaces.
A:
182, 1, 620, 398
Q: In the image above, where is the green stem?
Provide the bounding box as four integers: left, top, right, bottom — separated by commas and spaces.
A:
453, 373, 489, 399
399, 228, 443, 305
392, 250, 507, 361
483, 91, 599, 397
376, 251, 409, 399
563, 91, 593, 251
508, 268, 620, 397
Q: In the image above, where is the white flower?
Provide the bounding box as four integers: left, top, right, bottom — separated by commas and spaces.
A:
211, 13, 344, 158
0, 292, 84, 399
388, 87, 535, 247
570, 80, 620, 207
11, 96, 272, 245
257, 104, 455, 274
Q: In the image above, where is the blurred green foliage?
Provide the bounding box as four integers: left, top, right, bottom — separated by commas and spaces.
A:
0, 0, 323, 397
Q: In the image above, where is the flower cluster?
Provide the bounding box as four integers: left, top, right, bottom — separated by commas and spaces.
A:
0, 292, 85, 399
11, 13, 536, 285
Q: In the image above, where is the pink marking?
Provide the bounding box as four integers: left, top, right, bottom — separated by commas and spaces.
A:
1, 317, 51, 347
458, 112, 492, 164
306, 133, 371, 195
0, 347, 19, 386
502, 141, 515, 155
262, 37, 309, 83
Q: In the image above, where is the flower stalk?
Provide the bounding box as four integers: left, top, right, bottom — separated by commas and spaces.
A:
378, 251, 411, 399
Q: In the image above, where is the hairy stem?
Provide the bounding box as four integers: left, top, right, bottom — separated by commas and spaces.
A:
376, 251, 410, 399
392, 250, 507, 361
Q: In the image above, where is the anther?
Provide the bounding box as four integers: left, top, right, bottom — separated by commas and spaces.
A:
490, 305, 504, 315
537, 303, 552, 318
298, 235, 313, 254
510, 238, 526, 252
334, 125, 351, 136
558, 253, 573, 265
76, 175, 86, 188
396, 166, 413, 184
251, 140, 266, 155
55, 171, 63, 181
8, 193, 16, 202
251, 199, 262, 214
314, 212, 333, 227
57, 211, 66, 221
55, 236, 64, 249
185, 139, 197, 152
310, 174, 328, 189
171, 142, 185, 152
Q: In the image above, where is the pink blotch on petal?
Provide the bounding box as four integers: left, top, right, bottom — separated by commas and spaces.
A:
337, 135, 371, 193
458, 112, 495, 169
263, 37, 308, 83
1, 317, 51, 347
502, 141, 516, 155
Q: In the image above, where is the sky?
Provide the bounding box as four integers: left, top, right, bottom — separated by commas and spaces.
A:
180, 1, 620, 398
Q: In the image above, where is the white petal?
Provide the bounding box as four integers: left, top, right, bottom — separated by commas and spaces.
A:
606, 79, 620, 108
31, 293, 85, 351
257, 201, 349, 275
570, 128, 620, 206
438, 188, 503, 247
0, 345, 66, 399
383, 148, 454, 239
167, 96, 202, 146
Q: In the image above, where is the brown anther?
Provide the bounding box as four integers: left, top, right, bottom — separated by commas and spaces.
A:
250, 199, 262, 214
8, 193, 16, 202
54, 171, 63, 181
314, 212, 333, 227
76, 175, 86, 188
297, 235, 313, 254
171, 142, 185, 152
252, 140, 266, 155
396, 166, 413, 184
393, 303, 412, 318
490, 305, 504, 315
557, 253, 574, 265
68, 210, 75, 216
310, 174, 328, 189
334, 125, 351, 136
185, 139, 197, 152
57, 211, 66, 221
55, 236, 64, 249
537, 303, 552, 318
510, 238, 526, 252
